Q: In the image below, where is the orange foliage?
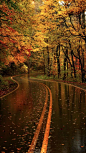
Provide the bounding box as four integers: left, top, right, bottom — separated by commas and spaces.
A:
0, 1, 32, 65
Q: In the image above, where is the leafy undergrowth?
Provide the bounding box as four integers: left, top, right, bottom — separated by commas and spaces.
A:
0, 76, 18, 97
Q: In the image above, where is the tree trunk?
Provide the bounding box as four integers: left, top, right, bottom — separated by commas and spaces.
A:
43, 50, 46, 75
63, 57, 67, 80
47, 45, 50, 77
77, 47, 85, 82
71, 50, 76, 78
63, 49, 69, 80
56, 45, 60, 78
66, 49, 68, 77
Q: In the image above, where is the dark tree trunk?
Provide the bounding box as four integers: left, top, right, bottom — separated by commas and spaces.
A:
71, 50, 76, 78
63, 57, 67, 80
68, 40, 77, 78
82, 10, 85, 29
66, 49, 68, 77
62, 46, 73, 78
47, 45, 50, 77
63, 49, 69, 80
43, 50, 46, 75
56, 44, 60, 78
77, 47, 85, 82
67, 58, 68, 77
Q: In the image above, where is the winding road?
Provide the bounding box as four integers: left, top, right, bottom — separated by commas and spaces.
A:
0, 75, 86, 153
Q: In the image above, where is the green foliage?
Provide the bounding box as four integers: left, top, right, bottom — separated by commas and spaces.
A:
31, 74, 53, 80
0, 75, 3, 83
0, 9, 8, 16
0, 75, 9, 90
3, 0, 20, 11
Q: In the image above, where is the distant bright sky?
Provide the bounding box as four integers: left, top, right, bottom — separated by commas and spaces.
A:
59, 1, 65, 5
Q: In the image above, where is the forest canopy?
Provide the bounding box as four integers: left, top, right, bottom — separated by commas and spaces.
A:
0, 0, 86, 82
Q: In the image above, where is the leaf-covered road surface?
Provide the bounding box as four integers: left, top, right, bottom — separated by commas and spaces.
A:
0, 75, 86, 153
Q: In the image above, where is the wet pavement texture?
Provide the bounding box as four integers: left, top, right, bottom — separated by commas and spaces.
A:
0, 75, 86, 153
0, 76, 46, 153
45, 81, 86, 153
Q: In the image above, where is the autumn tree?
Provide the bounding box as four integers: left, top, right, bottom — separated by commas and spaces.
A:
33, 0, 86, 82
0, 0, 33, 71
59, 0, 86, 82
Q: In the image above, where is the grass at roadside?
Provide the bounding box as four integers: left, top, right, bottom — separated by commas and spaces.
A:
30, 74, 86, 90
0, 71, 86, 98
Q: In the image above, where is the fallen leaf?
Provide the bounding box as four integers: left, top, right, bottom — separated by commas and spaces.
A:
61, 144, 64, 146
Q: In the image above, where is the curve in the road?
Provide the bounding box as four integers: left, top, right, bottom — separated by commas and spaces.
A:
30, 78, 86, 91
0, 76, 19, 99
27, 82, 49, 153
27, 80, 52, 153
1, 76, 85, 153
41, 85, 52, 153
0, 76, 53, 153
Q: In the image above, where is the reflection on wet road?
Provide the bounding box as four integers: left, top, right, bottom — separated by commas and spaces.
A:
45, 81, 86, 153
0, 76, 46, 152
0, 75, 86, 153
